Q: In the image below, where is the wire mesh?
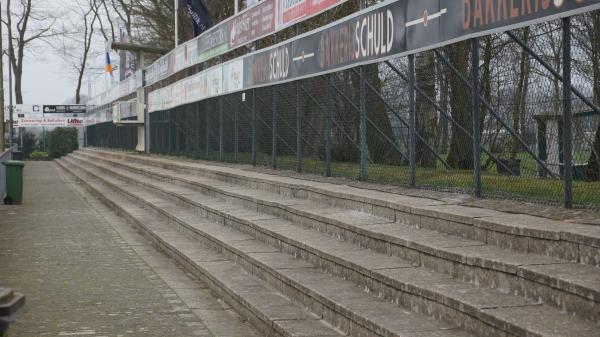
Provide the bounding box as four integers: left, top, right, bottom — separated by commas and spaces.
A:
91, 10, 600, 209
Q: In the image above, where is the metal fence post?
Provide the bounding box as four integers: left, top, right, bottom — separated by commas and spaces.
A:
471, 38, 482, 197
272, 86, 278, 169
219, 97, 224, 161
325, 75, 332, 177
296, 81, 303, 172
408, 54, 417, 187
562, 17, 573, 208
205, 101, 210, 159
359, 66, 368, 181
252, 89, 257, 166
234, 97, 239, 163
358, 0, 367, 181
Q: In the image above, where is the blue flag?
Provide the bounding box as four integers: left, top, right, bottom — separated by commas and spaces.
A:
178, 0, 213, 37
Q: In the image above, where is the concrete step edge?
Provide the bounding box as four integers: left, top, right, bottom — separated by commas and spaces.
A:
64, 155, 600, 336
61, 158, 481, 337
71, 152, 600, 320
56, 158, 346, 337
81, 149, 600, 264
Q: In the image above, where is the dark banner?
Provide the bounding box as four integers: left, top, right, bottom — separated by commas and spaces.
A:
245, 0, 600, 88
43, 105, 87, 114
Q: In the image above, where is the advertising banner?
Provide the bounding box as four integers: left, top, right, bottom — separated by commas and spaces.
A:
43, 105, 87, 114
229, 0, 276, 48
148, 0, 600, 114
145, 0, 347, 87
279, 0, 347, 28
14, 117, 86, 128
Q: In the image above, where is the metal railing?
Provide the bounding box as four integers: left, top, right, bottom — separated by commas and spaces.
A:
85, 5, 600, 209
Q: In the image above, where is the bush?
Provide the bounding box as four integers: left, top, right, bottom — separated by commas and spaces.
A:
21, 131, 36, 158
48, 127, 79, 158
29, 150, 49, 161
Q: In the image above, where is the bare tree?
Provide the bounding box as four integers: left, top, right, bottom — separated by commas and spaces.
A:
77, 1, 98, 104
5, 0, 59, 104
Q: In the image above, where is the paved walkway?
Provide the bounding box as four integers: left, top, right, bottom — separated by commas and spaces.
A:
0, 162, 258, 337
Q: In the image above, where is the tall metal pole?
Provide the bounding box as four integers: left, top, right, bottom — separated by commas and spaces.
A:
235, 0, 239, 14
205, 102, 210, 158
251, 89, 257, 166
0, 4, 5, 152
358, 0, 367, 181
272, 86, 278, 169
8, 52, 14, 147
408, 54, 416, 187
174, 0, 179, 47
296, 81, 302, 172
471, 38, 482, 197
234, 97, 239, 162
562, 17, 573, 208
219, 97, 224, 161
325, 75, 332, 177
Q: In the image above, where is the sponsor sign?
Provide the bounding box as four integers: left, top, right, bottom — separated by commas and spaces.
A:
43, 105, 87, 114
147, 0, 600, 114
13, 117, 86, 128
144, 0, 347, 87
279, 0, 347, 28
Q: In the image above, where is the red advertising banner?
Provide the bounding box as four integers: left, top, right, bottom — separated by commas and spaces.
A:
280, 0, 347, 27
229, 0, 276, 48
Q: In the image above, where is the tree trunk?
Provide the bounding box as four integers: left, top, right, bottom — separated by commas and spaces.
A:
511, 28, 531, 159
415, 51, 438, 167
14, 66, 23, 104
446, 41, 474, 169
364, 63, 404, 165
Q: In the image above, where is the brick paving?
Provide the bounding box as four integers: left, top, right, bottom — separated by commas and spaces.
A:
0, 162, 258, 337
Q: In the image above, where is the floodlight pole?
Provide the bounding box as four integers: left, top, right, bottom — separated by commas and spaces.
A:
235, 0, 239, 14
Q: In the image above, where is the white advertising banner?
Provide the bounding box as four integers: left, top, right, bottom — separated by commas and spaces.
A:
13, 117, 87, 128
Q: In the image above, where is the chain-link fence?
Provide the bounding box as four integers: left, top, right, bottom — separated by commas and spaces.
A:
88, 11, 600, 209
87, 121, 138, 151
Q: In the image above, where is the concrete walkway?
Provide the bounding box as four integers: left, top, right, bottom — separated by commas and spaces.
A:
0, 162, 259, 337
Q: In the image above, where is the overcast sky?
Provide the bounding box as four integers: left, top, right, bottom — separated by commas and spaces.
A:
2, 0, 115, 106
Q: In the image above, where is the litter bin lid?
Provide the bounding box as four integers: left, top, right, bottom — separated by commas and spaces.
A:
1, 160, 25, 167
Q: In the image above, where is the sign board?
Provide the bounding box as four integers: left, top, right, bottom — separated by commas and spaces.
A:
3, 104, 41, 116
43, 105, 87, 114
145, 0, 348, 86
13, 117, 86, 128
147, 0, 600, 114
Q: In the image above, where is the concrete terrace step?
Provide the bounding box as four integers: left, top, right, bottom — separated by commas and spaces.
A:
73, 151, 600, 325
82, 149, 600, 268
56, 159, 346, 337
57, 158, 479, 337
63, 154, 600, 337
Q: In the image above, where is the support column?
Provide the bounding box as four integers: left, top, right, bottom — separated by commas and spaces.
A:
562, 17, 573, 208
471, 38, 482, 197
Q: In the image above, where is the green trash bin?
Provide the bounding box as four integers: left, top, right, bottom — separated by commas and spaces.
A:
2, 161, 25, 205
